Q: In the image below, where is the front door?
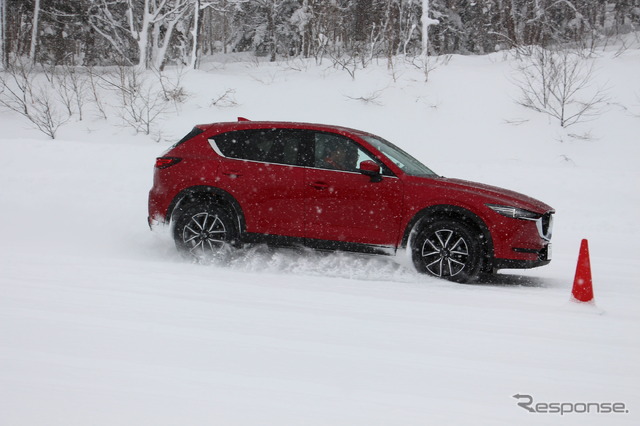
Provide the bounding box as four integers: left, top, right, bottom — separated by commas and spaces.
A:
304, 132, 404, 247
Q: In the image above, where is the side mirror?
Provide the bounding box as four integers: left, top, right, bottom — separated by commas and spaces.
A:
358, 160, 383, 183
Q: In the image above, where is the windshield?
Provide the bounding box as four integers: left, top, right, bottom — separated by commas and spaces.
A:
361, 135, 438, 177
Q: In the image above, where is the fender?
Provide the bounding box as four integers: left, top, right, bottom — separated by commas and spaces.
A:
401, 204, 495, 268
168, 185, 246, 234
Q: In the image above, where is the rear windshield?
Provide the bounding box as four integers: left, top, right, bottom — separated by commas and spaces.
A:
170, 127, 205, 149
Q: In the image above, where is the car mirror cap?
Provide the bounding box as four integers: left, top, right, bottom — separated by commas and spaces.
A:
359, 160, 380, 174
358, 160, 383, 182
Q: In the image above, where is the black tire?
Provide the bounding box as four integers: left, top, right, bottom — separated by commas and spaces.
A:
411, 220, 484, 283
172, 202, 238, 261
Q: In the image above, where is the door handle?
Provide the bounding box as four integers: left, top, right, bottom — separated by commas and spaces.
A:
309, 181, 329, 190
222, 170, 242, 178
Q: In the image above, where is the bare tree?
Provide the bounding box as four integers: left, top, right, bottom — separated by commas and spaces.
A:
345, 88, 384, 106
86, 66, 109, 119
106, 65, 162, 134
0, 60, 70, 138
65, 66, 88, 121
153, 65, 189, 111
94, 64, 188, 135
210, 88, 238, 107
513, 46, 609, 128
50, 64, 89, 121
89, 0, 192, 70
328, 52, 359, 80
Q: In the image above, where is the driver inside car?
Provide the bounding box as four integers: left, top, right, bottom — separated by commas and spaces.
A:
318, 145, 357, 171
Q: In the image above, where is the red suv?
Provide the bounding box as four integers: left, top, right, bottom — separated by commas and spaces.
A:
149, 119, 554, 282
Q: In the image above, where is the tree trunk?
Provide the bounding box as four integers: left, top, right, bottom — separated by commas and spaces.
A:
0, 0, 5, 68
153, 19, 179, 70
268, 1, 276, 62
190, 0, 200, 69
503, 0, 518, 47
29, 0, 40, 64
136, 0, 152, 71
421, 0, 438, 61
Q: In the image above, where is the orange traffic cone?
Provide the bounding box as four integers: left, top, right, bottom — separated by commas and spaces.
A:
572, 239, 594, 302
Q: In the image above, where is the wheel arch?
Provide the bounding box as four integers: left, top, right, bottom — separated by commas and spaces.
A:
168, 186, 246, 234
401, 205, 495, 271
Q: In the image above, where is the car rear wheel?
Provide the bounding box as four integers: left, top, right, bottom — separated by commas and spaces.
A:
411, 220, 483, 283
173, 203, 237, 261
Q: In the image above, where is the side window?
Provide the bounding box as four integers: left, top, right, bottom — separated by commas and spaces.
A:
211, 129, 302, 166
277, 130, 303, 165
313, 132, 379, 172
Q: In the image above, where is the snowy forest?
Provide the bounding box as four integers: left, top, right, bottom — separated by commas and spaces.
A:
0, 1, 639, 69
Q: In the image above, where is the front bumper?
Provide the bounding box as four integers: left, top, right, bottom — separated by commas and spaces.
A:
489, 208, 554, 270
494, 242, 552, 270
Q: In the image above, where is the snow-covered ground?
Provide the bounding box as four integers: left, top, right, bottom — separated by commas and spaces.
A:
1, 42, 639, 425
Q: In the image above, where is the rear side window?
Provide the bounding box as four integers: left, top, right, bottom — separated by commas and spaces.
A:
211, 129, 303, 166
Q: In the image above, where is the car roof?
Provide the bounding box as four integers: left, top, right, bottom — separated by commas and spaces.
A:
196, 120, 374, 139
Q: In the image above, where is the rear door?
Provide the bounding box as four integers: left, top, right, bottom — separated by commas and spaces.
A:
209, 129, 307, 237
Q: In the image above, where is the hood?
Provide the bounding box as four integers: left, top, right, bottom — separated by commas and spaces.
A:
409, 176, 554, 214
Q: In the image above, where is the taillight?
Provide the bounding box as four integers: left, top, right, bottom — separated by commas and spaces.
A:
155, 157, 182, 169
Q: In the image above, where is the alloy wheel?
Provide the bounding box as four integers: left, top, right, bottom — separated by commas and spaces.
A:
420, 228, 470, 278
182, 212, 227, 257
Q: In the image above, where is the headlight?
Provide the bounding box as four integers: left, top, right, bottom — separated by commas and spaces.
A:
486, 204, 541, 220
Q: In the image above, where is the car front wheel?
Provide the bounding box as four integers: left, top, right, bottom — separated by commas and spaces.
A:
411, 220, 484, 283
173, 203, 237, 261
